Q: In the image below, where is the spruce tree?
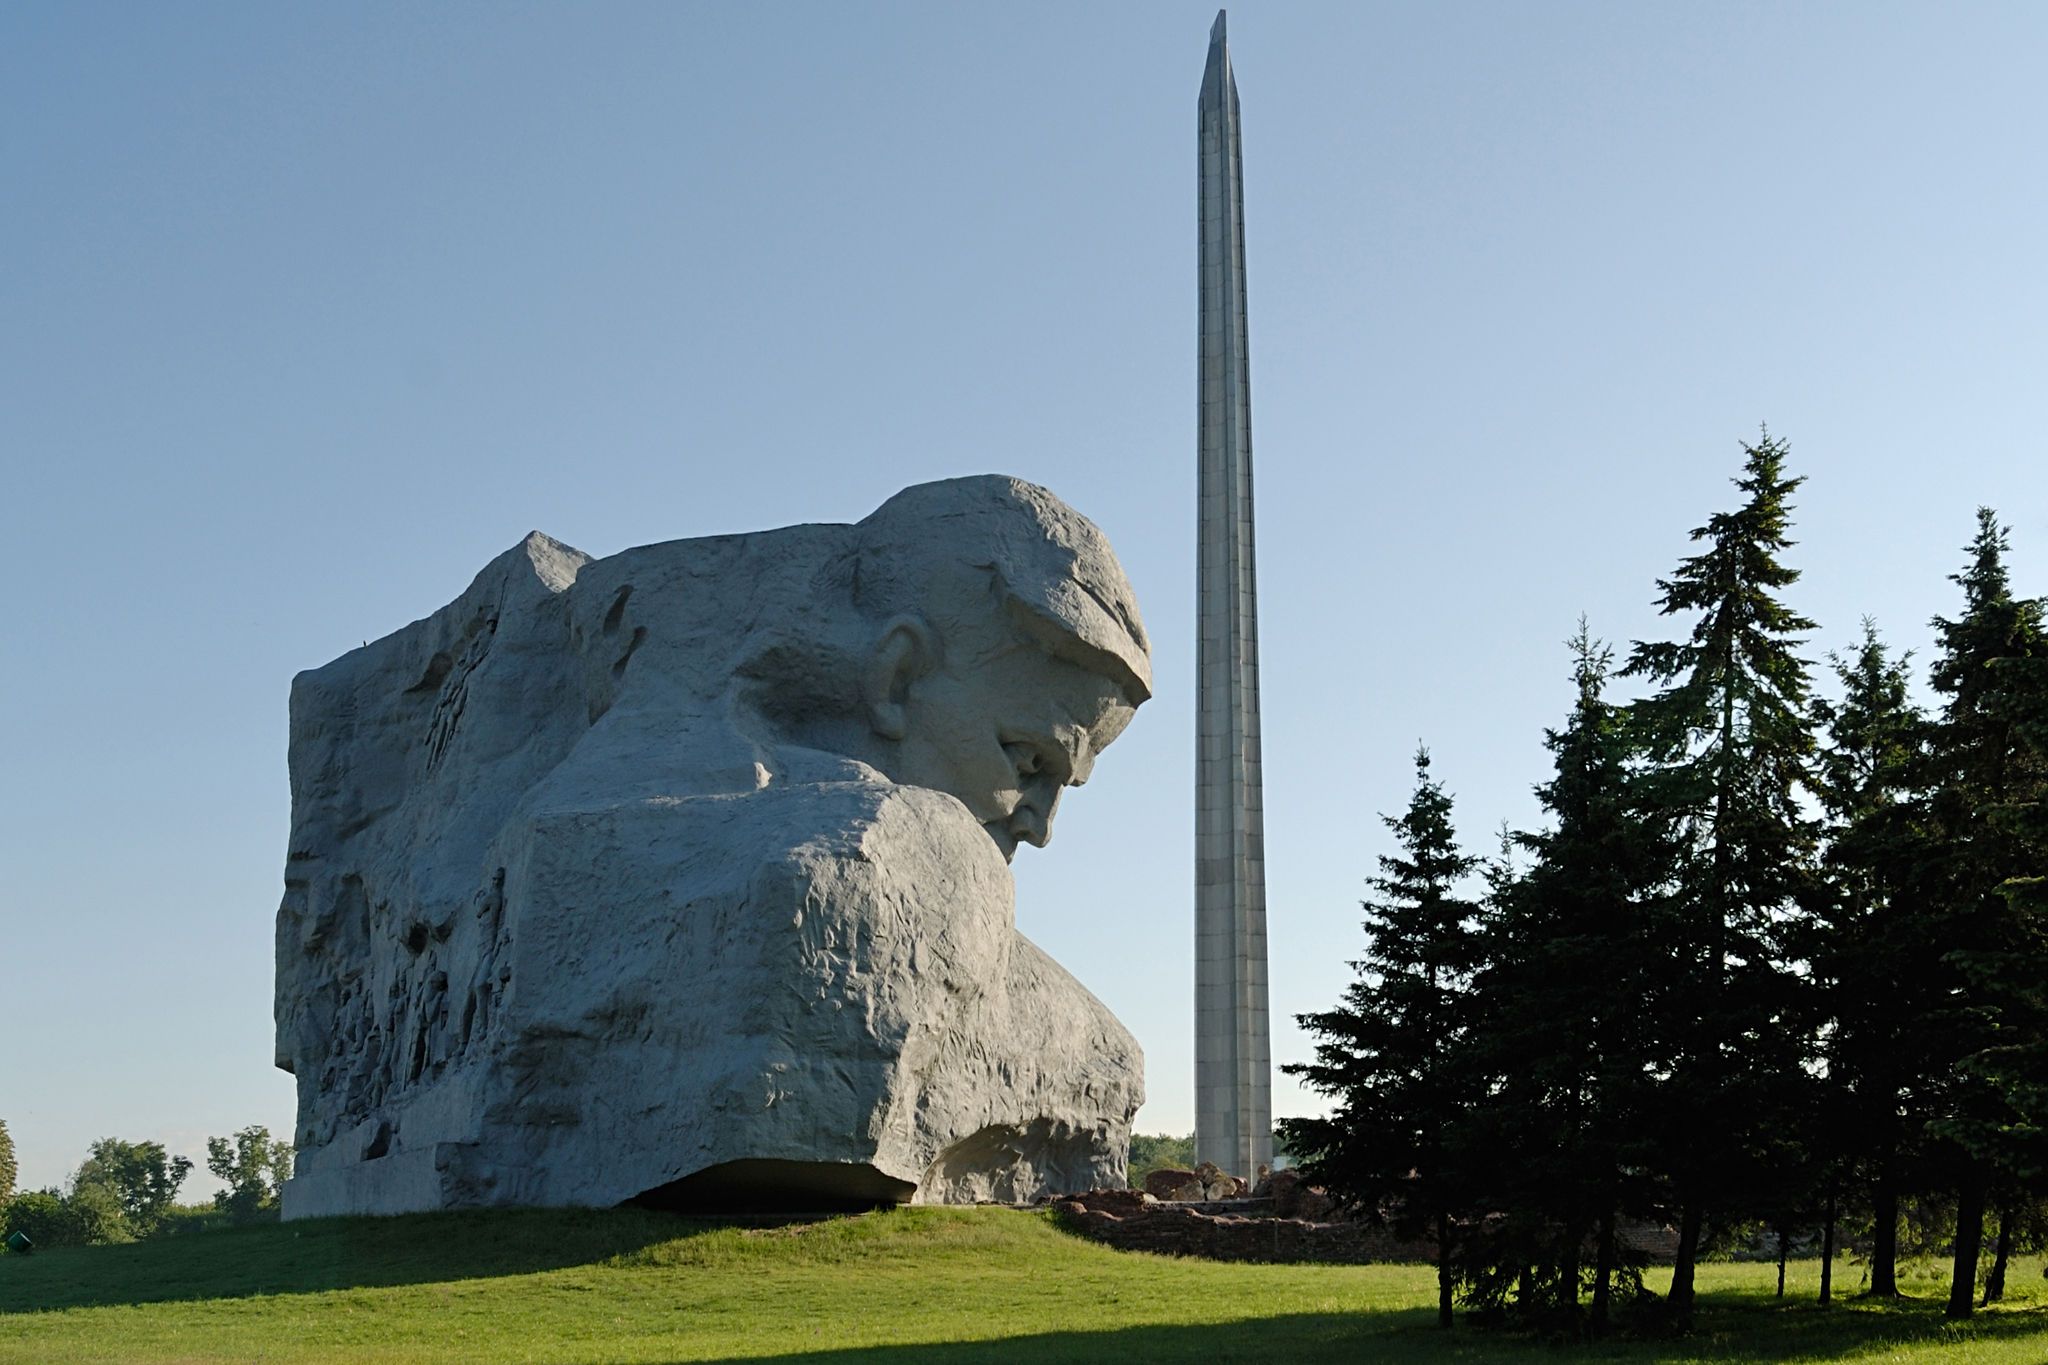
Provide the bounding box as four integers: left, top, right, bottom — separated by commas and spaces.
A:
1809, 621, 1929, 1297
0, 1119, 15, 1208
1966, 645, 2048, 1217
1283, 747, 1482, 1330
1465, 627, 1680, 1332
1913, 510, 2047, 1319
1620, 429, 1819, 1319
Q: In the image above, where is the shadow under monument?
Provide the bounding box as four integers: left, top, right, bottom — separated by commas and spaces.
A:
0, 1166, 922, 1314
0, 1205, 813, 1313
629, 1157, 914, 1215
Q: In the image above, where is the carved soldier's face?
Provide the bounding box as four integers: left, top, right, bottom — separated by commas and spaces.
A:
864, 620, 1136, 862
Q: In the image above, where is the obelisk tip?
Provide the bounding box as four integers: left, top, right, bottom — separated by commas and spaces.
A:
1210, 10, 1226, 47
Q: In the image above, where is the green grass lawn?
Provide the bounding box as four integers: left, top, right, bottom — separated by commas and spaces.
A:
1, 1205, 2043, 1364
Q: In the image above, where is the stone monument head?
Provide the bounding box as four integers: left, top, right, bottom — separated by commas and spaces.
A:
278, 474, 1150, 1217
736, 476, 1151, 861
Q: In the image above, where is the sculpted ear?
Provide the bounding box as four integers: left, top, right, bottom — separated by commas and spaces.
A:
864, 617, 934, 741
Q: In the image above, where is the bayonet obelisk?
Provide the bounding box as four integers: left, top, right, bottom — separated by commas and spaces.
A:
1195, 8, 1271, 1179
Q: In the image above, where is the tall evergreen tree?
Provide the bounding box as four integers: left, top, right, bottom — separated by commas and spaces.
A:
1912, 510, 2048, 1318
0, 1119, 15, 1208
1463, 627, 1680, 1332
1967, 644, 2048, 1192
1283, 748, 1483, 1330
1620, 429, 1820, 1319
1809, 621, 1930, 1298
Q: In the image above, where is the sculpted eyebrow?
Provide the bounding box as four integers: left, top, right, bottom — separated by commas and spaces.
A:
1047, 710, 1094, 780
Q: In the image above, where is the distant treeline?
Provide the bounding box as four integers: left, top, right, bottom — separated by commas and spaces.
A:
1127, 1131, 1300, 1189
0, 1119, 293, 1249
1282, 432, 2048, 1335
1127, 1133, 1197, 1187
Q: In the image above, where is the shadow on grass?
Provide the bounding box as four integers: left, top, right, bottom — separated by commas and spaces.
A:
4, 1212, 2044, 1365
0, 1205, 766, 1311
651, 1300, 2048, 1365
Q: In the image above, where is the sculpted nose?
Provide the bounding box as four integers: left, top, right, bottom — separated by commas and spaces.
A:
1007, 784, 1060, 849
1009, 805, 1049, 848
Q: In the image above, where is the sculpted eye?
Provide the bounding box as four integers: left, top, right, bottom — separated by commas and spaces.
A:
1003, 742, 1042, 777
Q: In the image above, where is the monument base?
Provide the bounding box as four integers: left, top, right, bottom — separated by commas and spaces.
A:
632, 1159, 916, 1214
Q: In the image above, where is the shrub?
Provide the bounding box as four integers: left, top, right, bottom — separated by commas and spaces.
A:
2, 1184, 132, 1249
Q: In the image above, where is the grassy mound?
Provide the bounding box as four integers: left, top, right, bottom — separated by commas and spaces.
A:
0, 1204, 2042, 1363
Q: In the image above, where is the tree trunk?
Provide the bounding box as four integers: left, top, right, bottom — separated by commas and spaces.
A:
1818, 1191, 1837, 1306
1591, 1210, 1616, 1334
1669, 1203, 1705, 1320
1981, 1206, 2011, 1306
1436, 1210, 1453, 1329
1776, 1223, 1789, 1297
1558, 1221, 1582, 1321
1869, 1179, 1899, 1297
1945, 1171, 1985, 1321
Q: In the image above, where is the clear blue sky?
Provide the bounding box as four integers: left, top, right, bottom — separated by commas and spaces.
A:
4, 2, 2045, 1196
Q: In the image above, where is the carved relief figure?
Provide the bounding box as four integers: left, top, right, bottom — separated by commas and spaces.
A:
276, 476, 1149, 1216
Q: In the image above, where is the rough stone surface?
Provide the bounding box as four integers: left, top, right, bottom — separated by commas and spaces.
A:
276, 477, 1152, 1219
1142, 1161, 1248, 1203
1191, 1160, 1247, 1200
1257, 1168, 1334, 1221
1143, 1167, 1202, 1200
